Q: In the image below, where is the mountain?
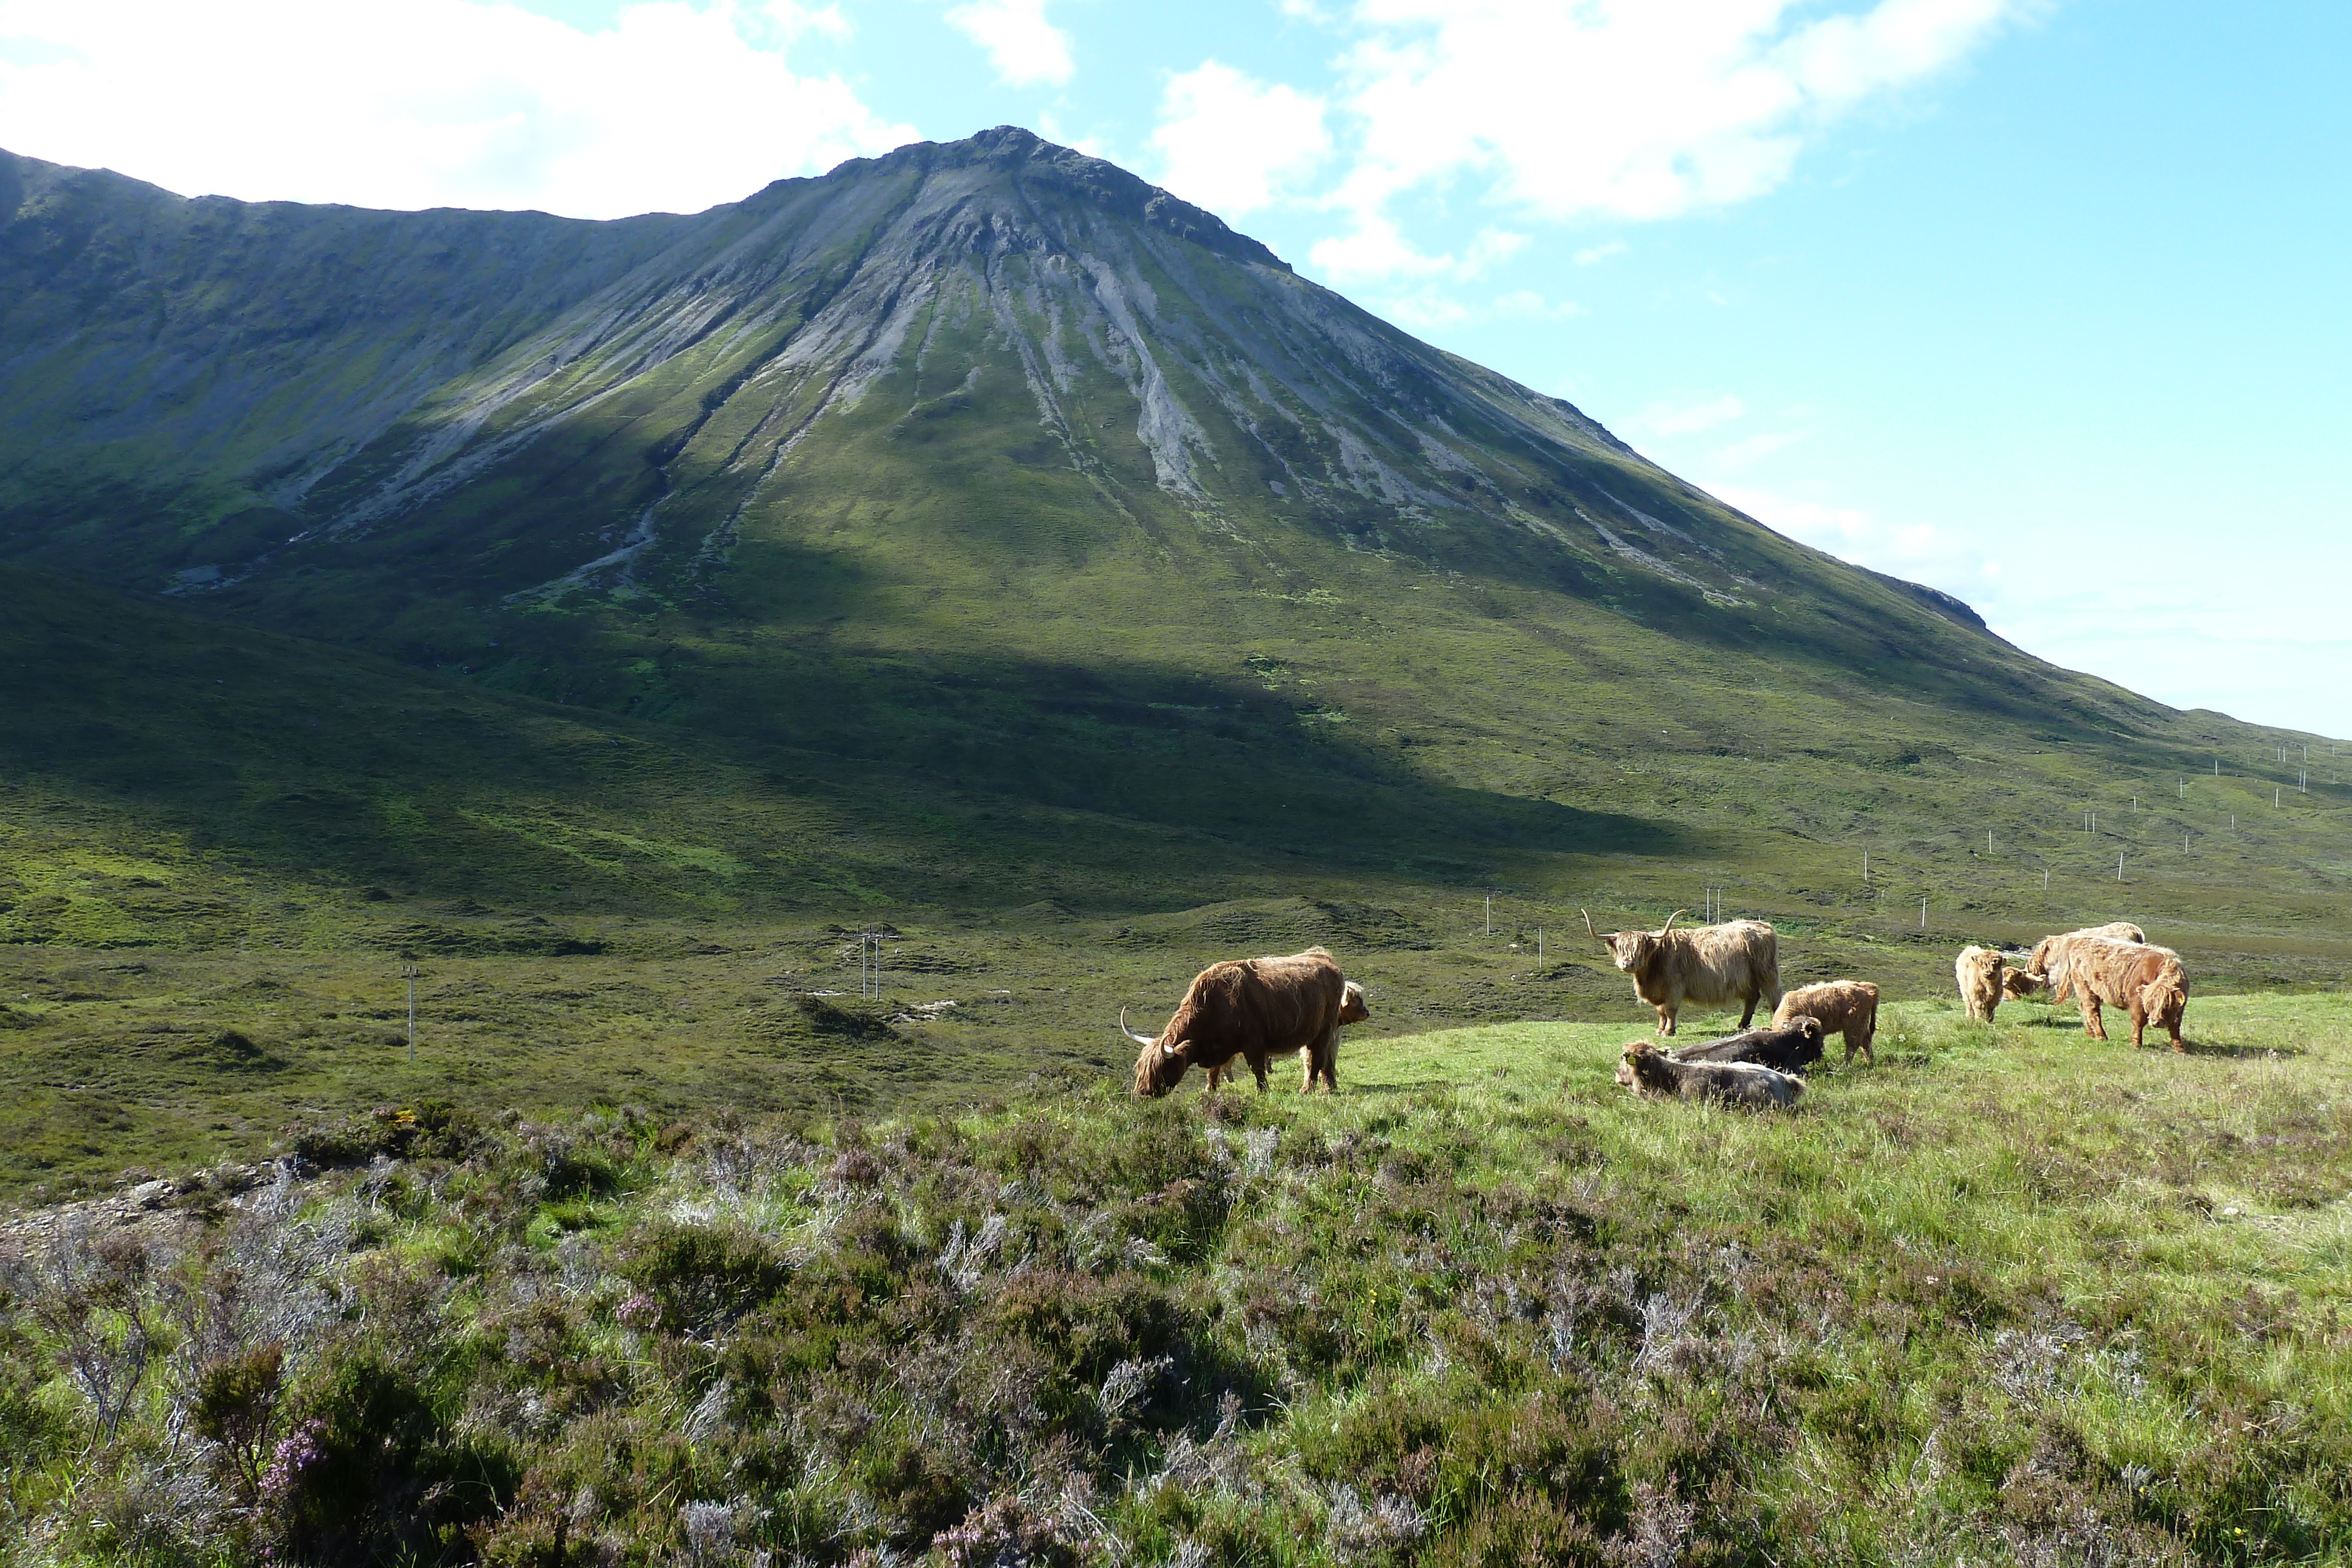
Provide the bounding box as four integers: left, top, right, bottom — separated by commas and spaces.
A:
1, 126, 2344, 941
1, 126, 2024, 669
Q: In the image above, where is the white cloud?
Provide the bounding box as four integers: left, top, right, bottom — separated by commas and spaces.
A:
1309, 213, 1455, 280
1366, 283, 1579, 330
1150, 60, 1330, 218
1712, 429, 1805, 465
0, 0, 914, 218
1311, 0, 2024, 279
945, 0, 1073, 88
1707, 479, 2352, 735
1640, 394, 1746, 435
1376, 290, 1476, 330
1573, 239, 1628, 265
1457, 226, 1527, 277
1706, 482, 1984, 594
1492, 288, 1581, 319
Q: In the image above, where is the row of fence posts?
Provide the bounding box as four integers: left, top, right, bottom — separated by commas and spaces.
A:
394, 738, 2341, 1050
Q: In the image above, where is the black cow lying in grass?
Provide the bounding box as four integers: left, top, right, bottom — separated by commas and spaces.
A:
1663, 1015, 1825, 1075
1616, 1041, 1806, 1108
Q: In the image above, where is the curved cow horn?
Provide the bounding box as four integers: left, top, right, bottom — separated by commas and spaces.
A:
1582, 908, 1606, 946
1118, 1007, 1156, 1047
1660, 908, 1687, 933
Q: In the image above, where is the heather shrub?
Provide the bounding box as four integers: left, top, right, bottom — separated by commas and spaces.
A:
619, 1220, 792, 1334
270, 1346, 520, 1564
2, 1000, 2347, 1565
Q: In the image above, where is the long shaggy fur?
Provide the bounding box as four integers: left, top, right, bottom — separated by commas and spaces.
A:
2027, 922, 2146, 1003
1772, 979, 1879, 1065
1955, 945, 2005, 1022
2000, 967, 2049, 1001
1666, 1016, 1825, 1075
1583, 910, 1781, 1036
1129, 948, 1357, 1096
1204, 979, 1369, 1091
1615, 1041, 1803, 1108
2067, 936, 2190, 1050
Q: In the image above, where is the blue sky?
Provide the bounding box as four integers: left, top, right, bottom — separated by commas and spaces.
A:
2, 0, 2345, 737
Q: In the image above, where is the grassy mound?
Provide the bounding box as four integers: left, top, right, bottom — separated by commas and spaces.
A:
4, 994, 2346, 1566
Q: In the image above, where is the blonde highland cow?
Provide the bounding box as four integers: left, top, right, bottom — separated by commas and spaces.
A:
2066, 936, 2191, 1051
1955, 945, 2005, 1022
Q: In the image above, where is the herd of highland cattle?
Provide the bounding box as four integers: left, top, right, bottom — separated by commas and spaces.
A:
1122, 910, 2191, 1108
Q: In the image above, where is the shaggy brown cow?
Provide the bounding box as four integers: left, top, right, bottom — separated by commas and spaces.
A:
1666, 1016, 1825, 1075
1616, 1041, 1804, 1108
1202, 979, 1369, 1091
2000, 967, 2049, 1002
2066, 936, 2191, 1050
1125, 949, 1358, 1096
1582, 909, 1780, 1036
2027, 922, 2146, 1002
1955, 945, 2005, 1022
1772, 979, 1880, 1065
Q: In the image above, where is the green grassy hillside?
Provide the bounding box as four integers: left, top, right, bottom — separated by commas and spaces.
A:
4, 556, 2349, 1193
3, 995, 2346, 1565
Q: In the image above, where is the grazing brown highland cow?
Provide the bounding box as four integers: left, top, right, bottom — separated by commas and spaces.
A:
1126, 950, 1362, 1096
2066, 936, 2191, 1050
1202, 981, 1369, 1091
1955, 945, 2005, 1022
1773, 979, 1880, 1064
1583, 909, 1780, 1036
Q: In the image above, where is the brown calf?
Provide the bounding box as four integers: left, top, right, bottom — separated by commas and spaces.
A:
1955, 945, 2005, 1022
1772, 979, 1880, 1064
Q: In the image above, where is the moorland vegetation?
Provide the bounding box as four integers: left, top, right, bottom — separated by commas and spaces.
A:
2, 995, 2347, 1567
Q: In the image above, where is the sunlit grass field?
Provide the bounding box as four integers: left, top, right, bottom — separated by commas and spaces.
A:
8, 990, 2343, 1564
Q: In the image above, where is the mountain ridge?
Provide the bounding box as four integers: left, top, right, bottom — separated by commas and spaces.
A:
2, 128, 1919, 643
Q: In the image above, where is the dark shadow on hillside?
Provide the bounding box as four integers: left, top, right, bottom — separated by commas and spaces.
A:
0, 564, 1699, 927
477, 623, 1700, 876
